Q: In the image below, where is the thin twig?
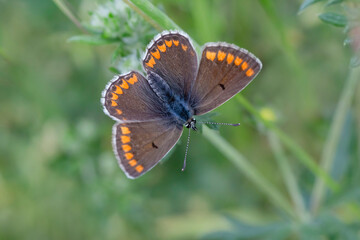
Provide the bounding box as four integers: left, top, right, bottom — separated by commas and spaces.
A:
237, 95, 339, 191
53, 0, 88, 34
311, 66, 360, 214
203, 126, 297, 219
268, 131, 309, 222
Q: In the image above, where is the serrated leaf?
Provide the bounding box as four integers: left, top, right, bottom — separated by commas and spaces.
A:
318, 12, 347, 27
299, 0, 326, 13
67, 35, 119, 45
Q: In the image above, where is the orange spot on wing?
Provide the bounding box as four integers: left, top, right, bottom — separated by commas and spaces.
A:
129, 159, 137, 167
127, 77, 135, 85
111, 93, 118, 100
122, 144, 131, 152
246, 68, 254, 76
165, 40, 172, 47
206, 51, 216, 61
116, 109, 122, 115
114, 85, 123, 94
234, 57, 243, 66
181, 44, 188, 51
158, 43, 166, 52
227, 54, 234, 64
125, 153, 134, 160
127, 74, 138, 85
111, 100, 117, 107
120, 126, 131, 134
145, 56, 156, 68
173, 40, 179, 46
120, 80, 129, 89
241, 61, 248, 70
217, 51, 226, 61
121, 135, 130, 144
136, 165, 144, 173
151, 49, 161, 59
132, 74, 138, 82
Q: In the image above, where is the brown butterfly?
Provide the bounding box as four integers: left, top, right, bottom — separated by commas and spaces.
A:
101, 30, 262, 178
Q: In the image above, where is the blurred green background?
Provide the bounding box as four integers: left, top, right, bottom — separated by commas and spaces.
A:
1, 0, 359, 239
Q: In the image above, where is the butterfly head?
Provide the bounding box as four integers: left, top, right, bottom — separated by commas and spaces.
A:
184, 118, 197, 131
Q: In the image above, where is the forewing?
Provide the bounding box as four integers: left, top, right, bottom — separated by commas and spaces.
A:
112, 121, 183, 179
142, 31, 198, 100
190, 44, 262, 115
102, 71, 168, 122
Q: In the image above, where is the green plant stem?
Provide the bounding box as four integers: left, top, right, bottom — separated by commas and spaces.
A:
123, 0, 163, 32
128, 0, 182, 32
257, 0, 315, 115
202, 126, 297, 219
267, 132, 309, 222
53, 0, 88, 34
257, 0, 305, 81
356, 70, 360, 170
127, 0, 203, 53
311, 66, 360, 214
237, 95, 339, 192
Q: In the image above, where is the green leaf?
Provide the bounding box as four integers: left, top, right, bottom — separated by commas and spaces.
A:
201, 231, 239, 240
318, 12, 347, 27
67, 35, 119, 45
326, 0, 343, 7
299, 0, 326, 13
203, 216, 292, 240
108, 67, 120, 74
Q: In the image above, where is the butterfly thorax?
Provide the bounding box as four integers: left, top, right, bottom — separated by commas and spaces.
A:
147, 72, 193, 126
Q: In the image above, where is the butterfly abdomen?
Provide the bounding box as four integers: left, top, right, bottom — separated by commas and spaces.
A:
148, 71, 192, 125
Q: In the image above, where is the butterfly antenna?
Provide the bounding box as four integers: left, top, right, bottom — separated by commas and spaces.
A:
197, 121, 241, 127
182, 127, 191, 171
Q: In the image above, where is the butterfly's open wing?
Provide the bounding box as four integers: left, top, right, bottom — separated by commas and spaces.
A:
112, 121, 182, 178
190, 44, 262, 115
142, 31, 198, 100
102, 71, 183, 178
102, 71, 168, 122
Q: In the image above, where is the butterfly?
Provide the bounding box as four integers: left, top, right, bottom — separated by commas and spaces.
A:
101, 30, 262, 179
